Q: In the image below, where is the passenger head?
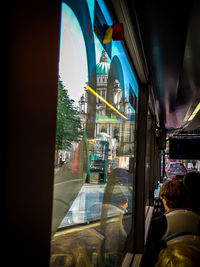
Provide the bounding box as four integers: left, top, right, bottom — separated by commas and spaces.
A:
154, 243, 200, 267
159, 180, 185, 211
110, 192, 128, 212
183, 171, 200, 211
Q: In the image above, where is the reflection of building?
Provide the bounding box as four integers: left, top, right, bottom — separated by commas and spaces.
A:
78, 49, 135, 156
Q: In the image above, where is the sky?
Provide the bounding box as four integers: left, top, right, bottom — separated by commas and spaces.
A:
59, 3, 88, 107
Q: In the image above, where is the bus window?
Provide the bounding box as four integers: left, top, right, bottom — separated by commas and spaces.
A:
51, 1, 138, 266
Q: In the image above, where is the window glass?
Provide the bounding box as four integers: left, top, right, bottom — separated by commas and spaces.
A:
51, 1, 138, 266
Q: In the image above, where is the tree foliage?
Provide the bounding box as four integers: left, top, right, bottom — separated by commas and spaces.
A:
56, 77, 83, 150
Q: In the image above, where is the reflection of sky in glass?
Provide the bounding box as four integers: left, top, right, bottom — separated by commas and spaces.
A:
59, 3, 88, 107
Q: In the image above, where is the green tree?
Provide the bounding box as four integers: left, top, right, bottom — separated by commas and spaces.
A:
56, 77, 83, 151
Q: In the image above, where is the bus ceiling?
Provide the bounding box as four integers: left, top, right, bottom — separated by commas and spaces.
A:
110, 0, 200, 135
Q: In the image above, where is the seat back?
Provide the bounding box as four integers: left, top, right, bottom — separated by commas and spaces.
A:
165, 232, 200, 249
163, 209, 200, 239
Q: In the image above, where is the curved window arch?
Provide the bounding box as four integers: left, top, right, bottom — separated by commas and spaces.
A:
108, 56, 125, 92
106, 55, 124, 115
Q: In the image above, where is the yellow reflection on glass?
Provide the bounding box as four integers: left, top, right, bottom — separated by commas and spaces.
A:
85, 84, 127, 119
188, 102, 200, 121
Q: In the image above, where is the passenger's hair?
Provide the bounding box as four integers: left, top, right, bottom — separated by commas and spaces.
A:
154, 243, 200, 267
110, 193, 128, 208
159, 180, 185, 209
183, 171, 200, 211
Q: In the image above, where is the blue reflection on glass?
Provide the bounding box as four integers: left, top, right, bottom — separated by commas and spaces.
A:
97, 0, 113, 25
87, 0, 95, 26
96, 1, 138, 100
